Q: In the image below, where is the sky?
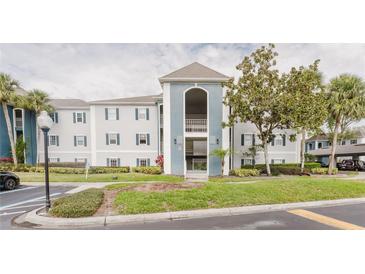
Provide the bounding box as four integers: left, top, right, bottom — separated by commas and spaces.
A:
0, 43, 364, 101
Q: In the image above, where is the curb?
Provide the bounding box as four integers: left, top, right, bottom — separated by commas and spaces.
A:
19, 197, 365, 228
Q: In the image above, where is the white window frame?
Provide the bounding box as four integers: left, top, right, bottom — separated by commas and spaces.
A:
110, 158, 118, 167
75, 158, 87, 163
275, 137, 283, 146
108, 133, 118, 145
49, 135, 58, 146
350, 139, 357, 145
107, 108, 117, 120
242, 158, 253, 166
75, 136, 85, 146
138, 133, 148, 145
272, 159, 285, 164
243, 134, 253, 146
138, 108, 147, 120
75, 112, 84, 123
49, 157, 59, 163
139, 158, 148, 167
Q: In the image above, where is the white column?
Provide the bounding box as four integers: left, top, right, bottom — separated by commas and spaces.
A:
163, 83, 171, 174
90, 105, 97, 166
222, 87, 230, 175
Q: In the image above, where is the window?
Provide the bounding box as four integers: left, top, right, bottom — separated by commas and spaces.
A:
241, 158, 253, 167
309, 143, 313, 150
137, 158, 150, 167
109, 133, 118, 145
341, 140, 346, 145
75, 136, 86, 146
75, 158, 87, 163
49, 158, 59, 163
275, 138, 283, 146
108, 158, 119, 167
73, 112, 85, 123
50, 112, 58, 123
351, 139, 357, 145
241, 134, 254, 146
135, 108, 149, 120
49, 135, 59, 146
106, 108, 118, 120
318, 142, 322, 149
137, 133, 150, 145
271, 159, 285, 164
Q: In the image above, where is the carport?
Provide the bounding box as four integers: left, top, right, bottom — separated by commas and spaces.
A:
309, 144, 365, 165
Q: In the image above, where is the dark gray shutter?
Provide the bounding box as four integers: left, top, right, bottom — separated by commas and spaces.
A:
117, 158, 120, 167
241, 134, 244, 146
282, 135, 286, 146
73, 112, 76, 123
271, 135, 275, 146
105, 108, 108, 120
135, 108, 138, 120
136, 134, 139, 145
107, 158, 110, 167
282, 159, 286, 164
146, 108, 149, 120
252, 134, 255, 146
147, 159, 150, 166
117, 134, 120, 145
252, 159, 256, 166
84, 136, 87, 147
147, 134, 150, 145
55, 112, 58, 123
56, 136, 59, 146
241, 159, 244, 167
57, 158, 60, 162
116, 108, 119, 120
106, 134, 109, 145
74, 136, 77, 146
136, 158, 140, 167
83, 112, 86, 123
271, 159, 274, 164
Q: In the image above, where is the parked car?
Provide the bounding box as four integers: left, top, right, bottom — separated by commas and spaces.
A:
337, 160, 365, 171
0, 171, 20, 190
320, 162, 329, 168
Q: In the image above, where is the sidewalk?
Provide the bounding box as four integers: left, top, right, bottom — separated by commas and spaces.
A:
14, 196, 365, 229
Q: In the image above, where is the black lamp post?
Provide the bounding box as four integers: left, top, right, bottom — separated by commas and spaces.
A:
37, 111, 53, 212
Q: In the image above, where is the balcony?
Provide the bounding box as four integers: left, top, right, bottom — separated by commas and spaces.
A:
185, 119, 207, 133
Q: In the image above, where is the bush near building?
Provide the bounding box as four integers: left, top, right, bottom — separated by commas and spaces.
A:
311, 168, 338, 175
229, 168, 260, 177
132, 166, 162, 175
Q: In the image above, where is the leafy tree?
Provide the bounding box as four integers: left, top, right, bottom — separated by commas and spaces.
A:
223, 44, 290, 176
242, 145, 262, 168
210, 148, 230, 176
0, 73, 20, 166
326, 74, 365, 174
15, 137, 27, 163
282, 60, 327, 172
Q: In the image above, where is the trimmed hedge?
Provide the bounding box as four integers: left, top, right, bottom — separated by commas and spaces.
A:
241, 162, 321, 170
39, 162, 86, 168
49, 188, 104, 218
89, 166, 130, 174
311, 167, 338, 175
230, 168, 260, 177
132, 166, 162, 174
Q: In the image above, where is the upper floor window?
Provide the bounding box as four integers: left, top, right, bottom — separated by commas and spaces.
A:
341, 140, 346, 145
106, 133, 120, 145
49, 135, 59, 146
74, 136, 87, 147
14, 109, 23, 128
73, 112, 86, 123
136, 133, 150, 145
271, 135, 286, 146
241, 134, 255, 146
308, 143, 313, 150
105, 108, 119, 120
135, 108, 149, 120
350, 139, 357, 145
50, 112, 59, 123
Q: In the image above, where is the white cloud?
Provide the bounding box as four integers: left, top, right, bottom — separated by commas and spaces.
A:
0, 43, 364, 101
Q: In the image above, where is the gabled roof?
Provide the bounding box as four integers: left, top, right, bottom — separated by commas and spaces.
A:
159, 62, 231, 83
50, 99, 89, 109
89, 94, 161, 105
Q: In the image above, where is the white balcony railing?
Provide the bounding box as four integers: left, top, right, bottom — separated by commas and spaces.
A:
185, 119, 207, 133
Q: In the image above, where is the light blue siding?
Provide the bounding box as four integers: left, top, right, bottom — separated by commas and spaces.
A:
0, 104, 14, 159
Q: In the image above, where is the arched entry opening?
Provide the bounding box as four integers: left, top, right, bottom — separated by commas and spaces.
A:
184, 88, 208, 176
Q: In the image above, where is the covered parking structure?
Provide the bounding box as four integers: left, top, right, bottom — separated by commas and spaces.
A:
310, 144, 365, 166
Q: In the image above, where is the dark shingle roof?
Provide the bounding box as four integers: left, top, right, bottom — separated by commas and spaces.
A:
159, 62, 230, 82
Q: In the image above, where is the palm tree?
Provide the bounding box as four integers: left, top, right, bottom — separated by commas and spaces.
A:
210, 148, 230, 176
326, 74, 365, 174
0, 73, 20, 166
20, 89, 54, 166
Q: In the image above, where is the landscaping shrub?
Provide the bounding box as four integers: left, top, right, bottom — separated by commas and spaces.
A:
39, 162, 86, 168
0, 163, 33, 172
270, 166, 303, 175
49, 188, 104, 218
241, 162, 321, 170
89, 166, 130, 174
230, 168, 260, 177
311, 167, 338, 175
132, 166, 162, 174
0, 157, 13, 163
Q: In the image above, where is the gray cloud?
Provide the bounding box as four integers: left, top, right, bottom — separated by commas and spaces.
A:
0, 43, 364, 101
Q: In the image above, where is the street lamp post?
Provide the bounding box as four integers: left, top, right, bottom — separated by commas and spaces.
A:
37, 111, 53, 212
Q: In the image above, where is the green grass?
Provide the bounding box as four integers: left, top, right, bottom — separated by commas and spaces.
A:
16, 172, 184, 183
209, 176, 268, 183
114, 177, 365, 214
49, 188, 104, 218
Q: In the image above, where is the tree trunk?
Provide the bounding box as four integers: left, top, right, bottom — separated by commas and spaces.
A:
300, 128, 306, 173
263, 141, 271, 176
2, 102, 17, 166
221, 160, 225, 177
328, 119, 340, 175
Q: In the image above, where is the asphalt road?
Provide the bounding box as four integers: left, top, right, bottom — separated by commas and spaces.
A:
0, 184, 75, 229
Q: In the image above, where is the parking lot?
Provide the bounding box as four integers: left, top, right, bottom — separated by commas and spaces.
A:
0, 185, 75, 229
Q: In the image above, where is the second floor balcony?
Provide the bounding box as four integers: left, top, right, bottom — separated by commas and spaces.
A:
185, 119, 207, 133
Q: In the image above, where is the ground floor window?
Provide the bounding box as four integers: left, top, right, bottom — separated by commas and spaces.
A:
271, 159, 285, 164
75, 158, 87, 163
351, 139, 357, 145
107, 158, 120, 167
241, 158, 254, 167
48, 157, 60, 163
137, 158, 150, 167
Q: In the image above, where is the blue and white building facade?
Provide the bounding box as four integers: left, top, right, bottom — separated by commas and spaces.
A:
37, 62, 301, 177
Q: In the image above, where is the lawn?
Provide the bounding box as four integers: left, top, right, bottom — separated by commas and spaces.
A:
16, 172, 184, 183
113, 177, 365, 214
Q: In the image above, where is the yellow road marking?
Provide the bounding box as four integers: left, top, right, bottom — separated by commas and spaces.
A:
287, 209, 365, 230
